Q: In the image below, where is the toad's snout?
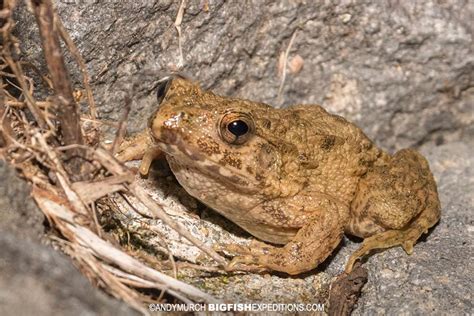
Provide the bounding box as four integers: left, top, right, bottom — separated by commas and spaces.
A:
150, 111, 187, 145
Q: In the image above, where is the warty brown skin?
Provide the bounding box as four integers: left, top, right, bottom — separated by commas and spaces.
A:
117, 77, 441, 275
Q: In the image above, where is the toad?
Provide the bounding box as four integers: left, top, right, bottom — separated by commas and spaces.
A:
117, 75, 441, 275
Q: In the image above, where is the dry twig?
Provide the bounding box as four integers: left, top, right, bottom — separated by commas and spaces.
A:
34, 190, 220, 304
0, 80, 15, 147
174, 0, 186, 68
55, 14, 97, 121
1, 0, 48, 129
277, 30, 298, 108
111, 95, 131, 155
30, 0, 83, 146
93, 147, 227, 267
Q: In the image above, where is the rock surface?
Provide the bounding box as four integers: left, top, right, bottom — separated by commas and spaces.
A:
3, 0, 473, 314
0, 161, 137, 316
18, 0, 473, 150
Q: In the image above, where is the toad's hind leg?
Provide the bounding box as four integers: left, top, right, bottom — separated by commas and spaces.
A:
345, 149, 441, 272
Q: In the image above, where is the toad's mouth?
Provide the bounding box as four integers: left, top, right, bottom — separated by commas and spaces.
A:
154, 132, 261, 194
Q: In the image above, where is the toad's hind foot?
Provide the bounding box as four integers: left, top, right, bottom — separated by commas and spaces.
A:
345, 192, 440, 273
345, 229, 415, 273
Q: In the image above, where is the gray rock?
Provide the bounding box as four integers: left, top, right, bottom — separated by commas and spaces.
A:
0, 231, 137, 316
18, 0, 474, 150
0, 160, 44, 240
0, 162, 137, 316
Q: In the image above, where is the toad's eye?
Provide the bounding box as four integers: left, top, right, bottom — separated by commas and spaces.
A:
228, 120, 249, 136
219, 112, 255, 145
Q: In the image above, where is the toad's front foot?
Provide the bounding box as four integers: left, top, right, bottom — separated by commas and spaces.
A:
217, 211, 344, 275
223, 245, 316, 275
216, 240, 285, 273
225, 255, 268, 274
216, 240, 325, 275
215, 240, 272, 273
115, 130, 162, 176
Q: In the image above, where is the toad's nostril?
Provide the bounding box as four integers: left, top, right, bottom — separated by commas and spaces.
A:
163, 112, 186, 128
175, 111, 188, 121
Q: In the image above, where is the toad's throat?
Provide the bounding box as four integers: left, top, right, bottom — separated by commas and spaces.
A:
155, 138, 260, 194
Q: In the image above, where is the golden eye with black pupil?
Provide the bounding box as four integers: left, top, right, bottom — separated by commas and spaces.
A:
219, 112, 255, 145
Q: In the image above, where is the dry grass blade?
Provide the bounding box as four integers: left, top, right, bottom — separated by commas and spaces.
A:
1, 0, 48, 129
33, 190, 220, 304
128, 182, 227, 266
93, 147, 228, 266
71, 174, 134, 205
103, 266, 193, 304
30, 0, 83, 146
0, 82, 15, 148
69, 244, 148, 314
276, 30, 298, 108
111, 94, 131, 155
33, 132, 89, 215
54, 14, 97, 121
174, 0, 186, 68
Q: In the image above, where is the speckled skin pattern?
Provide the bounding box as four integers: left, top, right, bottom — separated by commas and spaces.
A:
118, 77, 441, 275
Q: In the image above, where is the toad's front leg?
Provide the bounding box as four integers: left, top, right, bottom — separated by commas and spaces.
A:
226, 209, 344, 275
115, 129, 162, 176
